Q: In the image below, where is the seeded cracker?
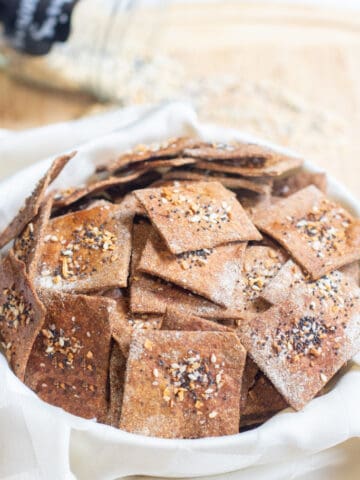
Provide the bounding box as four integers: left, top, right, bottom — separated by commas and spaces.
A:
240, 357, 259, 410
100, 137, 198, 174
25, 292, 113, 420
252, 185, 360, 279
261, 259, 360, 309
36, 201, 132, 293
237, 291, 360, 410
119, 330, 246, 438
0, 152, 75, 249
231, 245, 288, 314
135, 181, 261, 254
0, 252, 45, 380
162, 169, 272, 194
273, 171, 327, 198
138, 227, 246, 307
13, 194, 54, 278
184, 142, 302, 177
130, 223, 242, 320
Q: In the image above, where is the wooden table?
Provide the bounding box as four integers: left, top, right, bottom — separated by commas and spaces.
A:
0, 1, 359, 197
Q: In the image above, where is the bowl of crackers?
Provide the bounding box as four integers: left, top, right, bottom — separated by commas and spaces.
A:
0, 134, 359, 444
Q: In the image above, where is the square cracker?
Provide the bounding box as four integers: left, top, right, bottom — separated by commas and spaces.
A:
138, 227, 246, 307
184, 142, 302, 177
252, 185, 360, 279
134, 181, 261, 254
119, 330, 246, 438
25, 292, 113, 420
0, 252, 45, 380
130, 223, 242, 320
0, 152, 75, 249
35, 201, 132, 293
237, 287, 360, 410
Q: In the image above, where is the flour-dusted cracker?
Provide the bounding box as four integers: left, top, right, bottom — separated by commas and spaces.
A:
273, 170, 327, 198
262, 259, 360, 309
107, 341, 127, 427
162, 307, 233, 332
237, 291, 360, 410
230, 245, 288, 314
100, 137, 198, 174
135, 181, 261, 254
162, 169, 272, 194
13, 194, 54, 278
240, 371, 288, 428
138, 227, 246, 307
0, 152, 75, 249
0, 252, 45, 380
25, 292, 113, 420
36, 201, 132, 293
119, 330, 246, 438
130, 223, 242, 319
183, 142, 302, 177
253, 185, 360, 279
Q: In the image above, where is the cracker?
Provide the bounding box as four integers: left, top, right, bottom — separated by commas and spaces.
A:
241, 372, 288, 428
109, 295, 162, 357
53, 171, 150, 208
134, 181, 261, 254
183, 142, 302, 177
0, 152, 75, 249
138, 227, 246, 307
100, 137, 198, 174
0, 252, 46, 380
253, 185, 360, 279
162, 169, 272, 194
13, 194, 54, 278
119, 330, 246, 438
273, 170, 327, 198
231, 245, 288, 314
107, 341, 127, 427
240, 358, 259, 411
237, 288, 360, 410
262, 259, 360, 308
35, 201, 132, 293
162, 307, 232, 332
130, 223, 242, 320
25, 292, 113, 420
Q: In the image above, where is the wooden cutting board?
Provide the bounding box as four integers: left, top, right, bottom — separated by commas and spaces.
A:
0, 1, 359, 197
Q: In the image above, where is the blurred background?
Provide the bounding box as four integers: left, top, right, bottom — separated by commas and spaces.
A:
0, 0, 359, 195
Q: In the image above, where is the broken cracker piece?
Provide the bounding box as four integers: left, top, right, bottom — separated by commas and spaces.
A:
0, 152, 75, 249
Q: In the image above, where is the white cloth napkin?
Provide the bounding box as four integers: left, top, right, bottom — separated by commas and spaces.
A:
0, 102, 359, 480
